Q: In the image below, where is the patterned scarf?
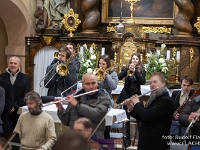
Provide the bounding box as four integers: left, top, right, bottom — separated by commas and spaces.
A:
145, 87, 168, 108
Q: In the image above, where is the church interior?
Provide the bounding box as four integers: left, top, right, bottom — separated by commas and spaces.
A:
1, 0, 200, 149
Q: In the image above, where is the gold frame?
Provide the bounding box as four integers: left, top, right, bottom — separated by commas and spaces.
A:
101, 0, 177, 25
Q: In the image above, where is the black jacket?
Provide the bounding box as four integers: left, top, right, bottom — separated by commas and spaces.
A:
171, 89, 195, 111
130, 91, 174, 150
116, 67, 146, 104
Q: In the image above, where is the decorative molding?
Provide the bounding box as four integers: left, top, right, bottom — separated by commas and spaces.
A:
107, 24, 116, 32
194, 17, 200, 34
142, 26, 171, 34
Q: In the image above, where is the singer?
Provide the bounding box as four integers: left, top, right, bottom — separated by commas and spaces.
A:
124, 72, 174, 150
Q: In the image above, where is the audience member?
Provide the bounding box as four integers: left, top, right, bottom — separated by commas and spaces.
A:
56, 73, 110, 139
171, 76, 194, 120
53, 130, 90, 150
116, 53, 146, 146
124, 72, 174, 150
0, 86, 5, 133
44, 47, 77, 97
0, 56, 30, 132
0, 78, 12, 133
14, 91, 57, 150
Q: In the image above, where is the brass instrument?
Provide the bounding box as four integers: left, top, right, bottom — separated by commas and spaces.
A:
93, 63, 119, 81
127, 64, 135, 76
54, 52, 59, 59
40, 53, 77, 88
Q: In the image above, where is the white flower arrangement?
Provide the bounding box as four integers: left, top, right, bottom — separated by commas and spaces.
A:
144, 52, 172, 80
77, 44, 98, 79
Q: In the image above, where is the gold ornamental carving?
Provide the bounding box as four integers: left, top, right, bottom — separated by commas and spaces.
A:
142, 26, 171, 34
189, 47, 194, 68
61, 8, 81, 37
107, 24, 116, 32
194, 17, 200, 34
42, 36, 54, 45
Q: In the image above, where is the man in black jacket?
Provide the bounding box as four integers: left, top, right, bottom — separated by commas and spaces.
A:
171, 76, 194, 120
44, 47, 77, 97
0, 56, 30, 132
124, 72, 174, 150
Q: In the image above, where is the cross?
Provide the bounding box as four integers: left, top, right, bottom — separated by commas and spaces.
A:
125, 0, 140, 19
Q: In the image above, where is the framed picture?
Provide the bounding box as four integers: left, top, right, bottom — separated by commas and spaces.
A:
101, 0, 176, 25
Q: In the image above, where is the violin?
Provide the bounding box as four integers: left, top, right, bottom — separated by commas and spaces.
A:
88, 139, 100, 150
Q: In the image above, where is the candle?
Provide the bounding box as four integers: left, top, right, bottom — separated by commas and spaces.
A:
90, 47, 93, 54
157, 50, 160, 55
166, 50, 170, 59
101, 47, 105, 56
176, 51, 180, 60
80, 46, 84, 56
120, 0, 122, 19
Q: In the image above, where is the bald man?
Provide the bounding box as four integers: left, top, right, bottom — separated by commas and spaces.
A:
0, 56, 30, 132
56, 73, 110, 139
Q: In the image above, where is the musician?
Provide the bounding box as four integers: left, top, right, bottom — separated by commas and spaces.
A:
14, 91, 57, 150
56, 73, 110, 139
66, 42, 80, 74
96, 54, 118, 139
0, 56, 30, 132
44, 47, 77, 97
124, 72, 174, 150
179, 94, 200, 144
171, 76, 194, 120
53, 130, 90, 150
116, 53, 146, 146
73, 117, 104, 150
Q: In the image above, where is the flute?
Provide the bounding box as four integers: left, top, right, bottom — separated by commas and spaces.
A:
118, 87, 158, 107
43, 89, 98, 107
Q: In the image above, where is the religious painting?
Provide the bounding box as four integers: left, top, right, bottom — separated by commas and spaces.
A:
102, 0, 175, 25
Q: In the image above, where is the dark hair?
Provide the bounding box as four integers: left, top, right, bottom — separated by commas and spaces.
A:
53, 130, 90, 150
181, 76, 193, 85
0, 137, 10, 150
97, 54, 111, 69
74, 117, 93, 130
150, 72, 165, 83
66, 42, 76, 52
127, 53, 143, 72
24, 91, 42, 107
59, 46, 71, 59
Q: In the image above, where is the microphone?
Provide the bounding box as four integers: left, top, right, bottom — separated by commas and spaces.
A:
118, 87, 158, 107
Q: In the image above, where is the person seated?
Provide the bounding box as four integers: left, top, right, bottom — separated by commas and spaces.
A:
52, 130, 90, 150
14, 91, 57, 150
73, 117, 104, 150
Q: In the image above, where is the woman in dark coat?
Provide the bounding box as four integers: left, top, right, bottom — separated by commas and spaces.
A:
116, 53, 146, 146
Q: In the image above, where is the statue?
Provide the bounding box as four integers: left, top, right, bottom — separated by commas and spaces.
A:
38, 0, 70, 29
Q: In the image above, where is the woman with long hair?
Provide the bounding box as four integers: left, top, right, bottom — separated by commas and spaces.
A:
116, 53, 146, 146
97, 54, 118, 139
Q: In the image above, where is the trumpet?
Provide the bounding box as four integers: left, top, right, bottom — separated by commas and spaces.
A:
93, 63, 119, 81
40, 53, 77, 88
127, 64, 135, 76
43, 89, 98, 107
117, 87, 158, 107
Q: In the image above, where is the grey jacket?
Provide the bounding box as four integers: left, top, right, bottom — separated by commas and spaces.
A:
98, 71, 118, 107
57, 89, 110, 139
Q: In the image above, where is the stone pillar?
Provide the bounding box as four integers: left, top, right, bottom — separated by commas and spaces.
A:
174, 0, 194, 37
81, 0, 100, 34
